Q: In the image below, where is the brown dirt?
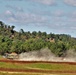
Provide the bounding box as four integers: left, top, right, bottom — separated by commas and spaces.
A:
0, 59, 76, 65
0, 68, 76, 74
0, 59, 76, 74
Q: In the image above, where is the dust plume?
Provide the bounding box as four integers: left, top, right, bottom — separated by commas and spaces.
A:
19, 48, 56, 61
19, 48, 76, 62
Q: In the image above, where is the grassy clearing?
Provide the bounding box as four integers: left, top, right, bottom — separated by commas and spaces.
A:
0, 61, 76, 75
24, 63, 76, 71
0, 55, 3, 59
0, 62, 76, 71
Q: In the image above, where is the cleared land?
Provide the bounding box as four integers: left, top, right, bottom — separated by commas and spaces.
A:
0, 59, 76, 75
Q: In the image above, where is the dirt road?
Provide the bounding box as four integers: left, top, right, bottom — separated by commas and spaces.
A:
0, 59, 76, 74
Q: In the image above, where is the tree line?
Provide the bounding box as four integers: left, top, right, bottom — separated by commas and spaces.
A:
0, 21, 76, 57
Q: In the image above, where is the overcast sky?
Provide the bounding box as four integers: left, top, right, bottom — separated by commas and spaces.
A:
0, 0, 76, 37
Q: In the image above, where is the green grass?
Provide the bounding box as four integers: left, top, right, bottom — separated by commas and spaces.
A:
0, 62, 76, 71
24, 63, 76, 71
0, 55, 3, 59
0, 62, 76, 75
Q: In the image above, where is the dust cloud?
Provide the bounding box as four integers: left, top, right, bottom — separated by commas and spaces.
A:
19, 48, 76, 62
63, 49, 76, 62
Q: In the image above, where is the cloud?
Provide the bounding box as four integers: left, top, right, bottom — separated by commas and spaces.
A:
5, 10, 12, 15
71, 11, 76, 18
6, 5, 24, 12
5, 0, 25, 1
0, 10, 47, 25
64, 0, 76, 6
0, 10, 76, 37
0, 10, 16, 22
6, 0, 56, 6
52, 10, 64, 17
32, 0, 56, 5
32, 9, 64, 18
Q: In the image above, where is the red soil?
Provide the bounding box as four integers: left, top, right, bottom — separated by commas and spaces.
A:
0, 59, 76, 65
0, 59, 76, 74
0, 67, 76, 74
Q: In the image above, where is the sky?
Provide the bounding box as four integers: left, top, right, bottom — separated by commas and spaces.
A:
0, 0, 76, 37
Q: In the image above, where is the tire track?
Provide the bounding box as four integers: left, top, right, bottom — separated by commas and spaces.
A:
0, 59, 76, 65
0, 59, 76, 74
0, 68, 76, 74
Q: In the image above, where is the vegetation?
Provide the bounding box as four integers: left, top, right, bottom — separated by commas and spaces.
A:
0, 62, 76, 71
0, 62, 76, 75
0, 21, 76, 57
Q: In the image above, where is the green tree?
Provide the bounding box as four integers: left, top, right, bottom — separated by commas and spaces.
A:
32, 31, 37, 38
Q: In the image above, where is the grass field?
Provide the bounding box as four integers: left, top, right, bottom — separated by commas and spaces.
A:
0, 62, 76, 71
0, 60, 76, 75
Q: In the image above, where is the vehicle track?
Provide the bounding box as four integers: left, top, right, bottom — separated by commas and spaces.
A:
0, 59, 76, 65
0, 59, 76, 74
0, 67, 76, 74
